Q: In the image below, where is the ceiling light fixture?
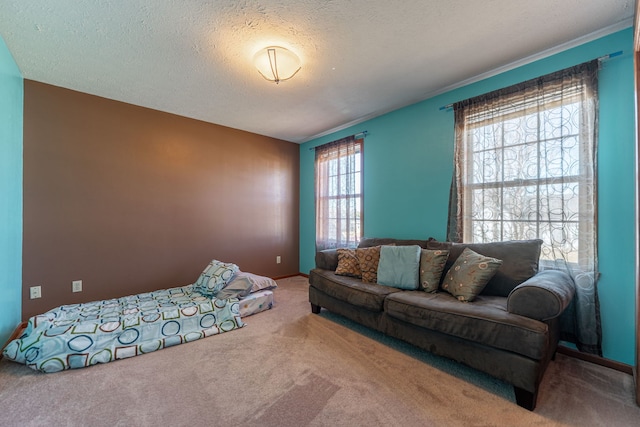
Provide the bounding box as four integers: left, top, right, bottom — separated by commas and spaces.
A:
253, 46, 301, 84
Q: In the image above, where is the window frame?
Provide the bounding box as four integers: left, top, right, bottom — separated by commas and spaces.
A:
314, 138, 364, 250
452, 63, 598, 270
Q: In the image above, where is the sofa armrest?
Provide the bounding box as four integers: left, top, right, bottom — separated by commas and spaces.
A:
315, 249, 339, 271
507, 270, 575, 321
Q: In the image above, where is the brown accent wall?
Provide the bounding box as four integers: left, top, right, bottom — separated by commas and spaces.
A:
22, 80, 300, 319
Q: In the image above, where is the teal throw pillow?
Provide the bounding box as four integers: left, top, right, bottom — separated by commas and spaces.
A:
442, 248, 502, 302
377, 245, 421, 290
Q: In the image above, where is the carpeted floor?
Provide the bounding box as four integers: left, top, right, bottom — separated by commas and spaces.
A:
1, 276, 638, 426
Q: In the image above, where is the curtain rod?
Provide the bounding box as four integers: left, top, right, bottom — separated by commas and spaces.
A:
438, 50, 623, 112
309, 130, 368, 150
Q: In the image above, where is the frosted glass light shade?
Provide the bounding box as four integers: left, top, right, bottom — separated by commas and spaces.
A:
253, 46, 301, 84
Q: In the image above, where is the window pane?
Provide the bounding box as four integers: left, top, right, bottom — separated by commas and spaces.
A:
502, 185, 538, 221
503, 221, 538, 241
503, 117, 526, 146
472, 148, 500, 184
541, 183, 580, 222
540, 136, 580, 178
539, 221, 579, 263
541, 103, 580, 139
328, 158, 337, 176
502, 142, 538, 182
471, 123, 502, 151
328, 175, 338, 196
470, 219, 501, 242
471, 188, 501, 221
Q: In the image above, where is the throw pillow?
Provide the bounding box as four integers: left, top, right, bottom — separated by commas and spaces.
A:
419, 249, 450, 292
193, 260, 240, 297
335, 248, 362, 278
377, 245, 421, 290
442, 248, 503, 302
356, 245, 382, 283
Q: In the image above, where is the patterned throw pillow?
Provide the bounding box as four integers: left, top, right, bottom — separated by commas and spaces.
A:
442, 248, 502, 302
335, 248, 362, 278
420, 249, 450, 292
356, 246, 382, 283
193, 260, 240, 297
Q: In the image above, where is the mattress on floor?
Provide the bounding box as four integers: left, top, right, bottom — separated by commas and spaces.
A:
2, 285, 244, 373
239, 290, 274, 317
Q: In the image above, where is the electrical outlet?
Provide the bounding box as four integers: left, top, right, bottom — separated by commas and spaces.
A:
72, 280, 82, 293
30, 286, 42, 299
276, 256, 281, 264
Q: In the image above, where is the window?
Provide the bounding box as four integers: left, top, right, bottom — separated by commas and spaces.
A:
450, 61, 598, 270
315, 136, 363, 251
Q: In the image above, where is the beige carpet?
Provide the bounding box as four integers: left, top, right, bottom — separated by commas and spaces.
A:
1, 276, 638, 426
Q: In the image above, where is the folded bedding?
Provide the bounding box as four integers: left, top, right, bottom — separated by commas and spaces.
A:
239, 290, 275, 317
2, 260, 278, 373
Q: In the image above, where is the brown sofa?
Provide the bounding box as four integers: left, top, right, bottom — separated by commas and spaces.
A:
308, 237, 575, 410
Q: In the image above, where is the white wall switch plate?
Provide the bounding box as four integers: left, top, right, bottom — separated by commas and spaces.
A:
72, 280, 82, 292
276, 256, 281, 264
30, 286, 42, 299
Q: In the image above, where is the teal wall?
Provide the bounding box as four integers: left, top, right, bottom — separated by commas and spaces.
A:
300, 28, 636, 365
0, 35, 23, 346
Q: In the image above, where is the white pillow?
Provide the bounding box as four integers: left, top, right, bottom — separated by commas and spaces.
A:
235, 271, 278, 293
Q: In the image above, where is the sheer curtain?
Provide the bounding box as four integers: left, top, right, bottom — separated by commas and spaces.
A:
315, 136, 363, 251
449, 60, 602, 355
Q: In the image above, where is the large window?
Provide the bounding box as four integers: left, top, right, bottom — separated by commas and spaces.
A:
315, 136, 363, 251
450, 61, 598, 270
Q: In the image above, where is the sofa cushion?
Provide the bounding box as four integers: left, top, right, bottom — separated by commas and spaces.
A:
359, 237, 432, 249
426, 239, 542, 297
310, 269, 401, 312
356, 245, 382, 283
335, 248, 362, 278
377, 245, 421, 290
384, 291, 549, 360
419, 249, 450, 293
442, 248, 503, 302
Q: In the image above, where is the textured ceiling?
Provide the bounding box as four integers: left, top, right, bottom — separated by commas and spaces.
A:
0, 1, 635, 143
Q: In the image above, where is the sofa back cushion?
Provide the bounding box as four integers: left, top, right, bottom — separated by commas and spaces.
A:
426, 239, 542, 297
358, 237, 432, 249
315, 249, 339, 271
